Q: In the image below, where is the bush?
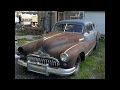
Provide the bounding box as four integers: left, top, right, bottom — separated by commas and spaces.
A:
16, 30, 28, 35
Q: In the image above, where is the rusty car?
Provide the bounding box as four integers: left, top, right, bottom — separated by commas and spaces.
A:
15, 19, 100, 76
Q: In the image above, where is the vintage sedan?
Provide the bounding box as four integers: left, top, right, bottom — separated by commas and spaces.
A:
15, 19, 100, 76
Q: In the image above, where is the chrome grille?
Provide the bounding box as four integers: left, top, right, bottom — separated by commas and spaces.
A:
27, 55, 60, 67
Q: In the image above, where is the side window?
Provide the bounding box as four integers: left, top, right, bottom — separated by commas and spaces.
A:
89, 24, 93, 31
84, 24, 93, 34
92, 23, 95, 28
84, 26, 88, 33
86, 24, 91, 32
74, 25, 83, 33
65, 24, 83, 33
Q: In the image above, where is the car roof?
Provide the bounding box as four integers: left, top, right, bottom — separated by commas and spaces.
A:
56, 19, 93, 26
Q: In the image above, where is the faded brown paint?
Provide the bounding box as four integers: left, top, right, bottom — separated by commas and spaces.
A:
18, 31, 96, 68
64, 40, 95, 68
19, 32, 84, 54
18, 39, 43, 55
65, 42, 85, 68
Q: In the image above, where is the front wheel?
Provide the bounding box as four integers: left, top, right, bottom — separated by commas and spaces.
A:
73, 55, 81, 76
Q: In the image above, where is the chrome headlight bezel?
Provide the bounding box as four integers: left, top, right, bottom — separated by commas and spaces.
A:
60, 53, 69, 62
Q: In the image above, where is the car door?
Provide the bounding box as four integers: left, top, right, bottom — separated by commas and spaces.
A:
84, 23, 96, 41
89, 23, 96, 41
83, 23, 96, 54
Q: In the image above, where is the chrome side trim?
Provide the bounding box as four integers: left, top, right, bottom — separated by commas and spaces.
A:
79, 38, 84, 42
85, 43, 96, 56
64, 42, 84, 53
43, 33, 63, 41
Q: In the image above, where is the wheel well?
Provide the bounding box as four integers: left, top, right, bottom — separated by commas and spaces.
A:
18, 47, 24, 54
75, 52, 85, 65
80, 52, 85, 62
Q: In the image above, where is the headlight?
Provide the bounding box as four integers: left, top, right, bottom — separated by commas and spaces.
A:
60, 53, 69, 62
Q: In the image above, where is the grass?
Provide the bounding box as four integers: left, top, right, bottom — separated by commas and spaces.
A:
33, 36, 42, 39
70, 39, 105, 79
17, 38, 32, 43
17, 36, 42, 43
16, 30, 28, 35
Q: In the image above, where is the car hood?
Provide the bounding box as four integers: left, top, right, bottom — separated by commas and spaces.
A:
40, 32, 84, 57
19, 32, 84, 58
41, 32, 84, 44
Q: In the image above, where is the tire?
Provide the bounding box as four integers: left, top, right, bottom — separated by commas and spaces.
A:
94, 39, 99, 50
73, 55, 81, 76
94, 41, 98, 50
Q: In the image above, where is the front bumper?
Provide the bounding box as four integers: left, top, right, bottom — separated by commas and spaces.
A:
17, 59, 76, 76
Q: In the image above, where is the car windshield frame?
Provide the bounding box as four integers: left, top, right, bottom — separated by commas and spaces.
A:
52, 23, 83, 34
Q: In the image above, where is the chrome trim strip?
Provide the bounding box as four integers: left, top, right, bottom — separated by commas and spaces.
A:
64, 42, 83, 53
79, 38, 84, 42
85, 43, 96, 56
43, 33, 63, 41
29, 54, 40, 57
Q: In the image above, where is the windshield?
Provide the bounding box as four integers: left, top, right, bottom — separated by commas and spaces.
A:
52, 23, 83, 33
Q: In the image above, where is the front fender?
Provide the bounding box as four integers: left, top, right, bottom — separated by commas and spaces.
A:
64, 42, 85, 68
18, 39, 43, 55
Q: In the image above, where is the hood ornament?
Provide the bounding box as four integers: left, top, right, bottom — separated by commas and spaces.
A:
38, 47, 44, 54
38, 47, 50, 57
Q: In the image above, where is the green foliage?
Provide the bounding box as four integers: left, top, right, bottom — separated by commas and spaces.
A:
33, 36, 42, 39
16, 30, 28, 35
70, 39, 105, 79
17, 38, 32, 43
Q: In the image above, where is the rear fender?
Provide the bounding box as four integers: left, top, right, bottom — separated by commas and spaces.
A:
96, 31, 100, 41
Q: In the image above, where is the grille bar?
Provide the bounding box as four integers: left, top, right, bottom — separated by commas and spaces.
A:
27, 55, 60, 67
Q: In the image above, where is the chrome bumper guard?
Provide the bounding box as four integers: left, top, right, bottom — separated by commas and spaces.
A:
17, 59, 76, 76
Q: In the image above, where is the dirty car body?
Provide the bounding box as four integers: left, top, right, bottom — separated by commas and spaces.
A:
16, 19, 100, 76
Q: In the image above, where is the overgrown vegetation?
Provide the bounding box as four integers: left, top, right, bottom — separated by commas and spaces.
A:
70, 39, 105, 79
17, 38, 32, 43
33, 36, 42, 39
16, 30, 28, 35
15, 28, 43, 35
